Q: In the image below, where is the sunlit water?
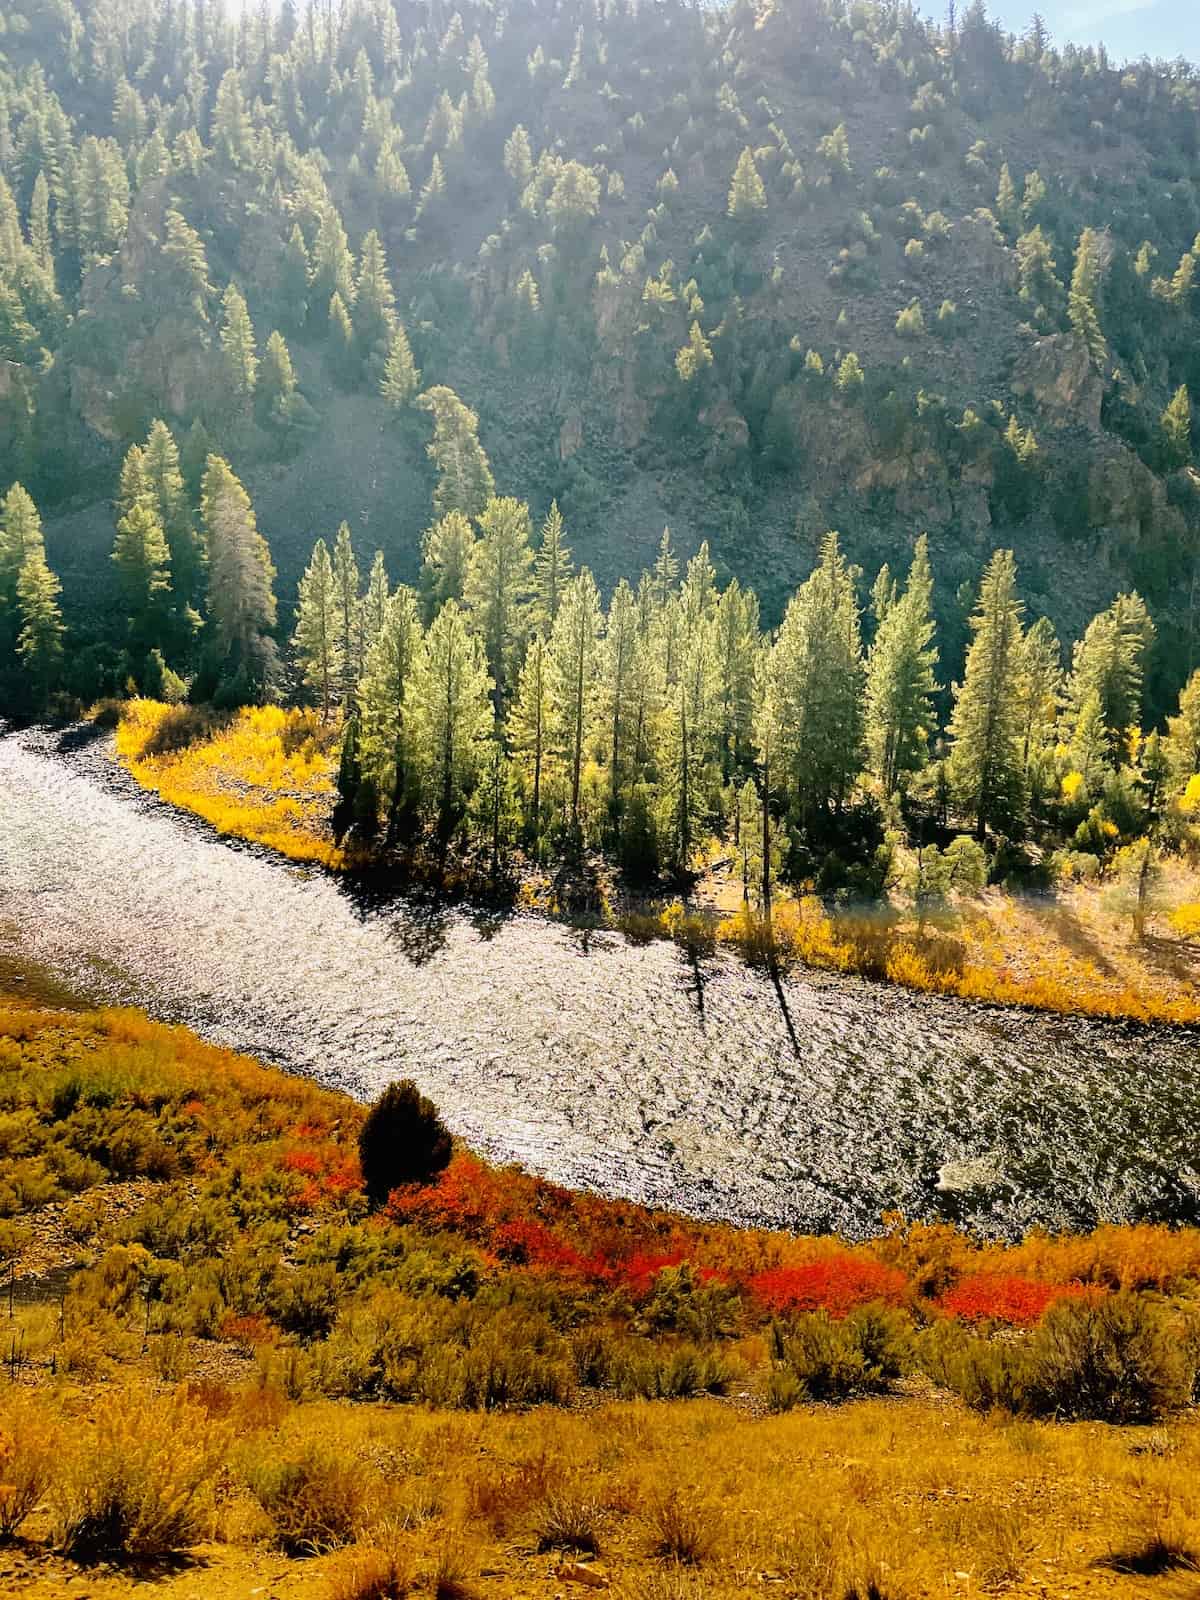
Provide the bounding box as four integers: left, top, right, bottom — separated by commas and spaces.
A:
1, 723, 1198, 1237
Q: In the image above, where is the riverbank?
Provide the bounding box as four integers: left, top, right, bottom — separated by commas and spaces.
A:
3, 999, 1200, 1597
108, 698, 1200, 1026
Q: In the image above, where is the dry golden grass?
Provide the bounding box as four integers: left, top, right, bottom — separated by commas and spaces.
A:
113, 699, 348, 867
7, 1388, 1200, 1597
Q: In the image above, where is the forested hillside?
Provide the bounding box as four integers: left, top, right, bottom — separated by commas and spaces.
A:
2, 0, 1200, 716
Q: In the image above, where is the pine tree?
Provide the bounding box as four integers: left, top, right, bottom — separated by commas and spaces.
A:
947, 549, 1026, 838
380, 322, 420, 409
1162, 384, 1192, 470
417, 386, 495, 520
727, 147, 767, 223
663, 597, 718, 868
280, 223, 310, 331
1015, 227, 1063, 324
1016, 614, 1062, 777
212, 68, 253, 168
772, 531, 865, 821
1063, 592, 1154, 756
503, 124, 533, 189
143, 421, 205, 611
411, 598, 493, 851
547, 568, 603, 828
651, 527, 679, 605
354, 230, 395, 361
15, 547, 64, 708
201, 455, 278, 700
1068, 226, 1107, 366
0, 483, 46, 650
752, 646, 783, 922
865, 537, 939, 794
359, 585, 422, 839
1166, 668, 1200, 791
112, 499, 172, 656
995, 163, 1019, 233
328, 291, 356, 381
258, 330, 297, 423
311, 205, 356, 312
714, 579, 759, 779
419, 511, 476, 619
534, 500, 573, 629
331, 521, 362, 698
507, 630, 551, 851
417, 153, 446, 220
29, 172, 53, 282
465, 496, 534, 718
675, 321, 713, 383
292, 537, 341, 719
361, 551, 390, 659
163, 208, 211, 313
219, 283, 258, 400
603, 579, 639, 806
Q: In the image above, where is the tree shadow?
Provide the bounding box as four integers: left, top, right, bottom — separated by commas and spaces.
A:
768, 959, 802, 1060
1037, 897, 1119, 977
1134, 931, 1200, 992
54, 720, 111, 755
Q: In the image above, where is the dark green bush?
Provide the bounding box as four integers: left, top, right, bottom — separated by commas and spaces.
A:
358, 1080, 453, 1207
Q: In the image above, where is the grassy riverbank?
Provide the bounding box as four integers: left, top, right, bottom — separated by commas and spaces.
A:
3, 1001, 1200, 1597
108, 699, 1200, 1025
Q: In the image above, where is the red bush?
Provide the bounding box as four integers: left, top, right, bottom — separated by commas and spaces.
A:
749, 1255, 908, 1317
938, 1273, 1092, 1327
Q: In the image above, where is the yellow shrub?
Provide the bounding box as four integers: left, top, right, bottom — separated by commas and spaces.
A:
0, 1389, 60, 1539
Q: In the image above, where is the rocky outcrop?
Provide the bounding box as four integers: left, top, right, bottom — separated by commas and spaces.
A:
1010, 333, 1104, 430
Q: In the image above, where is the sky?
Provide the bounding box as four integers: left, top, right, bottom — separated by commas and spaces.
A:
980, 0, 1199, 63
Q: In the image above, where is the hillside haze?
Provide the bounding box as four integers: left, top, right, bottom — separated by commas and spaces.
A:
3, 0, 1200, 715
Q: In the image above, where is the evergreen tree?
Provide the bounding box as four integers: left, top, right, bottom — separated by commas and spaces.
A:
328, 291, 356, 381
1162, 384, 1192, 470
651, 527, 679, 605
547, 568, 603, 828
507, 630, 551, 851
1015, 226, 1063, 324
0, 483, 46, 650
603, 579, 639, 806
143, 421, 205, 611
1016, 614, 1062, 779
503, 125, 533, 189
411, 598, 493, 851
465, 496, 534, 718
380, 322, 420, 409
714, 579, 759, 779
292, 537, 341, 719
947, 549, 1026, 837
212, 68, 253, 168
112, 498, 172, 657
1068, 226, 1107, 366
258, 330, 298, 424
1063, 593, 1154, 756
280, 224, 310, 331
995, 162, 1019, 233
864, 536, 939, 794
15, 547, 64, 708
331, 521, 362, 697
201, 455, 278, 700
772, 531, 865, 821
361, 551, 390, 658
29, 172, 53, 282
534, 500, 573, 629
417, 386, 495, 519
419, 511, 476, 619
727, 147, 766, 223
311, 204, 355, 311
1166, 668, 1200, 791
359, 585, 422, 839
219, 283, 258, 401
354, 229, 395, 360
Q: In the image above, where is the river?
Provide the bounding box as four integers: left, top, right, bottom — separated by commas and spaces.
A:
1, 722, 1197, 1238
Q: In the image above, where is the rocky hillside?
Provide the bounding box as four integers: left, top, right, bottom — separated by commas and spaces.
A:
3, 0, 1200, 713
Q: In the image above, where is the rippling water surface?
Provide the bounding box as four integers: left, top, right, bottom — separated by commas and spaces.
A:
1, 723, 1198, 1236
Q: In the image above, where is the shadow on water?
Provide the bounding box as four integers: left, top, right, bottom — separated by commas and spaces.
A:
54, 720, 110, 755
768, 961, 802, 1060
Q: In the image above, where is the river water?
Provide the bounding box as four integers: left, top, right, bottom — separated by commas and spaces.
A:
1, 723, 1197, 1238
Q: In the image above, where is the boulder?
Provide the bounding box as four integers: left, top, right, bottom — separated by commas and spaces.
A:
1010, 333, 1104, 430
